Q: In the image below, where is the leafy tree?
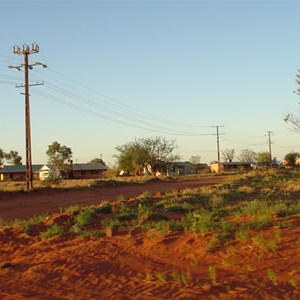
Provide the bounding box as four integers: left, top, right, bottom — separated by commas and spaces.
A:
115, 136, 180, 175
256, 151, 276, 166
0, 148, 22, 165
116, 141, 148, 175
46, 141, 73, 177
221, 149, 235, 162
0, 148, 4, 165
90, 158, 106, 165
284, 152, 300, 167
142, 136, 180, 169
237, 149, 257, 162
189, 155, 201, 165
5, 150, 22, 165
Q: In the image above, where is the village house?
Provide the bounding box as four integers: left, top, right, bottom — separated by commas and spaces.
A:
156, 161, 208, 176
210, 162, 253, 173
0, 165, 44, 181
0, 163, 107, 181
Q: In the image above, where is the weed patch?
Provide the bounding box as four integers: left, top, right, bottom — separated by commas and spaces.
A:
41, 224, 64, 238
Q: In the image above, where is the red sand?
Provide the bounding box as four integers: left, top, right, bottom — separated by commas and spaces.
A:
1, 222, 300, 299
1, 176, 300, 299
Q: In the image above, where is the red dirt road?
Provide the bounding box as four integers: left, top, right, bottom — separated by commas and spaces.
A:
0, 176, 227, 220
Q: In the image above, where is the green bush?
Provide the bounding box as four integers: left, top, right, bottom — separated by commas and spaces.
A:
165, 204, 188, 213
41, 224, 64, 238
74, 209, 95, 226
96, 203, 113, 214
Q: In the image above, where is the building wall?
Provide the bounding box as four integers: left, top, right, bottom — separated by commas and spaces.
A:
210, 163, 221, 173
210, 163, 252, 173
72, 170, 106, 179
0, 172, 25, 181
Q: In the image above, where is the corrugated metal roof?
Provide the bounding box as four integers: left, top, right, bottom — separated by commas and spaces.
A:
0, 164, 44, 174
72, 163, 107, 171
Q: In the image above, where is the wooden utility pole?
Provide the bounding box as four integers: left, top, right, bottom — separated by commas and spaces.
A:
267, 130, 274, 167
9, 43, 47, 191
211, 125, 225, 162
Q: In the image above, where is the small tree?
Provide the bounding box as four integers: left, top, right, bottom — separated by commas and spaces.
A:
115, 136, 180, 175
0, 148, 4, 166
46, 141, 73, 177
221, 149, 235, 162
142, 136, 180, 170
256, 151, 275, 166
189, 155, 201, 165
5, 150, 22, 165
0, 148, 22, 165
284, 152, 300, 167
237, 149, 257, 162
90, 158, 106, 165
115, 141, 149, 175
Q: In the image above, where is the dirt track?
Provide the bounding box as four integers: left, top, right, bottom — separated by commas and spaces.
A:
0, 176, 227, 220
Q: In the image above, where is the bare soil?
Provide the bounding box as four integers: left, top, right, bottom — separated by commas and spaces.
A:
0, 176, 227, 220
0, 219, 299, 299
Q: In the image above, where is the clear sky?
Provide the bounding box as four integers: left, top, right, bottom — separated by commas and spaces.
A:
1, 0, 300, 166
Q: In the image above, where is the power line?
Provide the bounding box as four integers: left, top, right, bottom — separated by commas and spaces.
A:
28, 69, 214, 136
43, 83, 209, 136
33, 67, 211, 129
31, 88, 212, 137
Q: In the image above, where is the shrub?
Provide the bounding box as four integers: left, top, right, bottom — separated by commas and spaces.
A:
74, 209, 95, 226
41, 224, 64, 238
165, 204, 188, 213
154, 220, 170, 236
182, 211, 216, 236
96, 203, 113, 214
211, 194, 225, 207
140, 190, 152, 199
12, 214, 48, 233
237, 185, 255, 195
114, 203, 137, 221
42, 177, 62, 187
101, 218, 121, 230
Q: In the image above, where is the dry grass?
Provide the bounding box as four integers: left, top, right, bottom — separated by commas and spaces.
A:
0, 176, 159, 192
237, 185, 255, 194
285, 181, 300, 192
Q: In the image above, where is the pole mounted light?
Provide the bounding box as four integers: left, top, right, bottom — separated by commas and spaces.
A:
9, 43, 46, 191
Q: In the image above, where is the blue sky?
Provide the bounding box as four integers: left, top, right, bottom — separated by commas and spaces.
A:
1, 0, 300, 166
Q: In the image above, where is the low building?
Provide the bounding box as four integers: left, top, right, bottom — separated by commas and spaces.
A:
167, 161, 193, 176
0, 163, 107, 181
71, 163, 107, 179
157, 161, 208, 176
36, 165, 58, 180
210, 162, 253, 173
0, 165, 43, 181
